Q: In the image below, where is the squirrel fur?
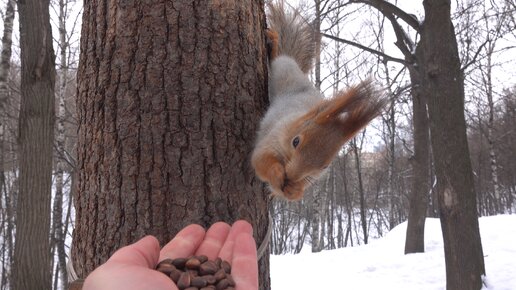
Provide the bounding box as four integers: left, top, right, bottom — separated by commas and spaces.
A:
252, 1, 388, 200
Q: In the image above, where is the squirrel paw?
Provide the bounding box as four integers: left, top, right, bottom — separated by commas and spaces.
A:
266, 28, 280, 60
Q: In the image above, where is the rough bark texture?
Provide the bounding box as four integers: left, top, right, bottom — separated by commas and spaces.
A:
72, 0, 270, 288
421, 0, 485, 289
13, 0, 56, 288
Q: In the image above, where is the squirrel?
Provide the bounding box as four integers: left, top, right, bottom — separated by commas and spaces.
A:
251, 1, 388, 201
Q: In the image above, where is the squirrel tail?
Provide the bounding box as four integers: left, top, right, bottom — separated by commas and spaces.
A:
267, 1, 315, 73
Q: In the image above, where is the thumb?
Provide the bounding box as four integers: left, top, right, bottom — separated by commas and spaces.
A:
108, 235, 160, 269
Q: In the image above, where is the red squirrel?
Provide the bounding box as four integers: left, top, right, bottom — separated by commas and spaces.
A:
251, 2, 388, 201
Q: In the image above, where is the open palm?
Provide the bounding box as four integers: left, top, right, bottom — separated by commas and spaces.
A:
83, 220, 258, 290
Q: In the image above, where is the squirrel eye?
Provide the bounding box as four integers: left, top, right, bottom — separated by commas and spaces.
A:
292, 136, 300, 148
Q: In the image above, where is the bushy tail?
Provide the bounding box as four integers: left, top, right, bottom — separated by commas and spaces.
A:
267, 1, 315, 73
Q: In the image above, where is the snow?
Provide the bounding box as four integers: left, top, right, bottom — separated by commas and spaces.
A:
271, 215, 516, 290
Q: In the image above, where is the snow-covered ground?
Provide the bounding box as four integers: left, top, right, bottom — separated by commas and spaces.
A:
271, 215, 516, 290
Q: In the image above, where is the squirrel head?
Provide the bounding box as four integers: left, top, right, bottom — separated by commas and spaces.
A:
252, 80, 387, 200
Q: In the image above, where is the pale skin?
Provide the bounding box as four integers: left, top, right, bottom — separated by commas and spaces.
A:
83, 220, 259, 290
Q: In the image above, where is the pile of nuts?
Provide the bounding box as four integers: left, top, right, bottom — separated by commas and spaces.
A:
156, 255, 236, 290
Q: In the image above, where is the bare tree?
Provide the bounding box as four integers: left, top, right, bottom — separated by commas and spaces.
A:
317, 0, 485, 287
50, 0, 77, 287
0, 1, 16, 287
12, 0, 56, 288
421, 0, 485, 288
350, 136, 368, 244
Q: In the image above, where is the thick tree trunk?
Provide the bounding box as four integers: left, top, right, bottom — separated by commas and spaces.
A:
421, 0, 485, 289
13, 0, 56, 288
72, 0, 270, 288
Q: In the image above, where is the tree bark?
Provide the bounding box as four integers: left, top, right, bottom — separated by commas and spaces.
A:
72, 0, 270, 288
13, 0, 56, 288
421, 0, 485, 288
404, 53, 430, 254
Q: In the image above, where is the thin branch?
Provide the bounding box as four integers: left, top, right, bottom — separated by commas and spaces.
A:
321, 33, 407, 65
461, 38, 490, 71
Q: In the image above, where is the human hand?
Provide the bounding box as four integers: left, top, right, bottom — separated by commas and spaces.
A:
83, 220, 258, 290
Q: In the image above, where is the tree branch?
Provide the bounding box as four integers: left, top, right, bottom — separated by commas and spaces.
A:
461, 38, 489, 72
321, 32, 407, 65
350, 0, 420, 31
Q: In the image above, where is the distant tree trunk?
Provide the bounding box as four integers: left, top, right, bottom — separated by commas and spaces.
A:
386, 97, 396, 230
338, 155, 354, 247
381, 66, 398, 231
71, 1, 270, 289
13, 0, 56, 289
352, 138, 368, 244
0, 1, 15, 286
313, 0, 322, 90
52, 0, 70, 287
483, 40, 502, 214
405, 56, 430, 254
327, 165, 336, 249
311, 187, 323, 252
0, 0, 15, 112
310, 0, 325, 254
421, 0, 485, 289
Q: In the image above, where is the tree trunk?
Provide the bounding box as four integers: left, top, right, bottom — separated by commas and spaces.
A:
0, 0, 15, 112
0, 1, 15, 286
421, 0, 485, 289
13, 0, 56, 288
311, 187, 322, 252
52, 0, 70, 287
404, 56, 430, 254
352, 138, 368, 244
484, 41, 502, 214
313, 0, 322, 91
72, 0, 270, 288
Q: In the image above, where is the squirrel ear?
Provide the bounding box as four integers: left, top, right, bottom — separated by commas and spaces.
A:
314, 85, 362, 125
316, 80, 388, 136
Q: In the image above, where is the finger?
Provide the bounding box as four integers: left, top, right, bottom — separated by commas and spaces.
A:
195, 222, 231, 260
218, 220, 253, 262
232, 233, 259, 290
159, 224, 206, 261
108, 235, 160, 269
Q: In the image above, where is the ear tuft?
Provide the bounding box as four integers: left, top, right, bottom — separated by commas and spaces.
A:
315, 79, 388, 137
